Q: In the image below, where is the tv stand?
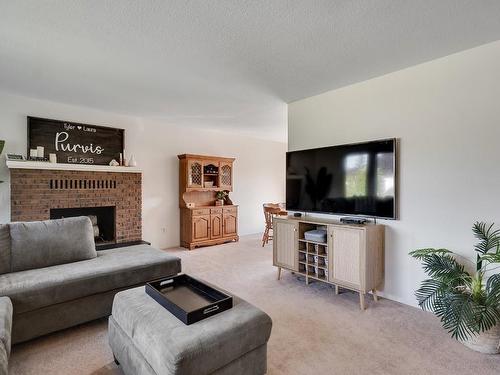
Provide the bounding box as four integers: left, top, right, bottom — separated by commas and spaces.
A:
272, 216, 384, 310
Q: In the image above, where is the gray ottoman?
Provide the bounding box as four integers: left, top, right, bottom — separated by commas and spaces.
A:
108, 286, 272, 375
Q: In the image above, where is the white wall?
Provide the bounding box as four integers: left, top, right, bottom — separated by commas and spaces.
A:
288, 40, 500, 306
0, 92, 286, 249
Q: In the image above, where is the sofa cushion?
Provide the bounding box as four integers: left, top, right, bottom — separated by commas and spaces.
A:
0, 225, 10, 275
111, 286, 272, 375
9, 216, 96, 272
0, 296, 12, 375
0, 244, 181, 314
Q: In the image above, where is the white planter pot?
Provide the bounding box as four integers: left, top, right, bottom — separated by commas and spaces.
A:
461, 322, 500, 354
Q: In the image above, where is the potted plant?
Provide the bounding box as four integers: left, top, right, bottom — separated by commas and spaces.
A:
410, 222, 500, 354
215, 190, 229, 206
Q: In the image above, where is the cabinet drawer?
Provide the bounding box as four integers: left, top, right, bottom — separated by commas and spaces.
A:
210, 208, 223, 214
192, 209, 210, 216
223, 207, 237, 214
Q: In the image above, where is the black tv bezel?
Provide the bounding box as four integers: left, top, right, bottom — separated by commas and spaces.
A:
286, 138, 399, 220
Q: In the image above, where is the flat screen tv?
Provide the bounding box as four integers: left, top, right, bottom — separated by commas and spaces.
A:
286, 138, 397, 219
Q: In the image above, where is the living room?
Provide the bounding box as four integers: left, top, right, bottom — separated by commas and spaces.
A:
1, 2, 500, 375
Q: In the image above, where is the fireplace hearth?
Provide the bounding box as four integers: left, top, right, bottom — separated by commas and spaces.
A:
50, 206, 116, 245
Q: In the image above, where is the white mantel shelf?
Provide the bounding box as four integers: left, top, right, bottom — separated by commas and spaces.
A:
6, 160, 142, 173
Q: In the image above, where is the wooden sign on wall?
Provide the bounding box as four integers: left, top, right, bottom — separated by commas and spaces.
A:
27, 116, 124, 165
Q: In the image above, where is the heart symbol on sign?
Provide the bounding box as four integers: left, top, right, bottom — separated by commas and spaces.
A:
77, 126, 82, 130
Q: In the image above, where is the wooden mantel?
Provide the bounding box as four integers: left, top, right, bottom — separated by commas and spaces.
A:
6, 160, 142, 173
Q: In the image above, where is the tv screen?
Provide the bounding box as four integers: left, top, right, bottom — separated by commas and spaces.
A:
286, 139, 397, 219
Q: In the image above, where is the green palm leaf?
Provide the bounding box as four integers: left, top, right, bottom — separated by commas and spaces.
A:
472, 222, 500, 255
415, 279, 448, 311
471, 303, 500, 334
409, 248, 452, 260
480, 252, 500, 265
420, 254, 470, 286
486, 274, 500, 307
439, 293, 478, 341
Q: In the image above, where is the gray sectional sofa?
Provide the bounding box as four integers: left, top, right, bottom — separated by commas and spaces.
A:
0, 217, 181, 345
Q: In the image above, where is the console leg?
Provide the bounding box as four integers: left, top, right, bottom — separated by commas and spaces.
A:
359, 292, 366, 310
335, 285, 339, 295
277, 267, 282, 280
372, 289, 378, 302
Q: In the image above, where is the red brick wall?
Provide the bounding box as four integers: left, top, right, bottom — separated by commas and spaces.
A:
10, 169, 142, 243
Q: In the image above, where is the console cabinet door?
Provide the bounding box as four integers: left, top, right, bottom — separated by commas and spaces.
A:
273, 220, 298, 271
192, 215, 210, 242
210, 214, 223, 239
330, 227, 364, 289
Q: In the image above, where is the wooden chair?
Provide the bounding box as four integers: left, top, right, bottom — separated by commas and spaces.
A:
262, 203, 287, 247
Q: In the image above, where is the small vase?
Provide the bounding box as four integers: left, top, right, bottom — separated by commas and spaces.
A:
128, 154, 137, 167
461, 322, 500, 354
215, 199, 224, 206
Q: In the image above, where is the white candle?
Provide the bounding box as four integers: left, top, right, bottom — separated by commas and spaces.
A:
49, 153, 57, 163
36, 146, 44, 158
30, 149, 37, 158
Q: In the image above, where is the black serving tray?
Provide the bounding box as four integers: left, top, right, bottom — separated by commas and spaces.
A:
146, 274, 233, 325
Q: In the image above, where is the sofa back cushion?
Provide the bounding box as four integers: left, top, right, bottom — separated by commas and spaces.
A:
9, 217, 97, 272
0, 225, 10, 275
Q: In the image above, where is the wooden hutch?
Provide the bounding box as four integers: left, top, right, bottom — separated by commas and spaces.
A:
178, 154, 238, 250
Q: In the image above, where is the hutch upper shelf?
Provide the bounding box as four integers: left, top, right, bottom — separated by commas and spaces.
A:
178, 154, 234, 193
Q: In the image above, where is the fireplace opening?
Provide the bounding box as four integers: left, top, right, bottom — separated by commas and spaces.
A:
50, 206, 116, 245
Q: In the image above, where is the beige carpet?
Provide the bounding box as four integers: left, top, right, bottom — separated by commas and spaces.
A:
9, 234, 500, 375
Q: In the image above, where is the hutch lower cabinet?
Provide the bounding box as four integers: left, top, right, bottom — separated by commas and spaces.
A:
273, 216, 384, 310
180, 206, 238, 250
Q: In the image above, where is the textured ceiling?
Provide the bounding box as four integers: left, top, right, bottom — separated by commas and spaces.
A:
1, 1, 500, 142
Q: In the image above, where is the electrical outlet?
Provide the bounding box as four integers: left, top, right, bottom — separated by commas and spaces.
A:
161, 227, 167, 233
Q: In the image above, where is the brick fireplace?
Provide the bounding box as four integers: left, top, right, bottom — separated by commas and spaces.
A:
9, 167, 142, 245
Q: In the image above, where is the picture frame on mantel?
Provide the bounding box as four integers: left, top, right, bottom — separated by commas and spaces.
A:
27, 116, 124, 166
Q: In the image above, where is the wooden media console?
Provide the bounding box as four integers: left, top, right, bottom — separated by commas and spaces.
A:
273, 216, 384, 310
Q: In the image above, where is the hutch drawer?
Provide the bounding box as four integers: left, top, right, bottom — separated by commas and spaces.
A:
192, 209, 211, 216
